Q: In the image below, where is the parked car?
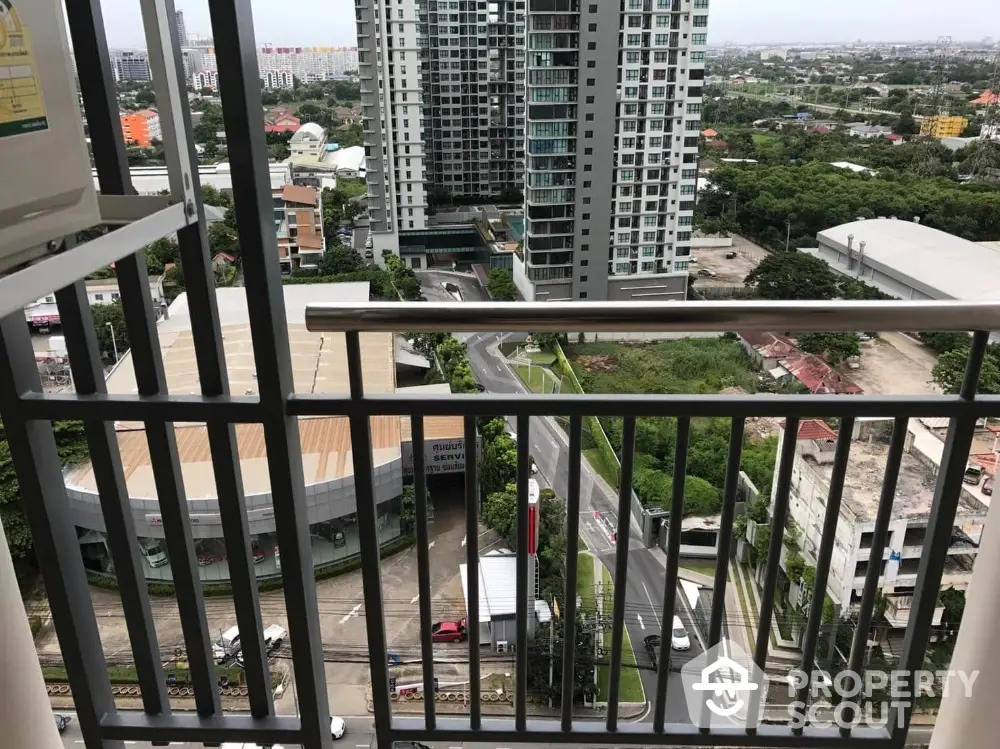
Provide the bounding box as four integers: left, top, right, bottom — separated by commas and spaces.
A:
330, 715, 347, 739
983, 476, 994, 496
236, 624, 287, 666
964, 464, 984, 485
431, 618, 468, 642
139, 539, 168, 568
54, 714, 71, 733
644, 634, 661, 671
670, 616, 691, 651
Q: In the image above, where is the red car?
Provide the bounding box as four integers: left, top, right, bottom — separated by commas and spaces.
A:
431, 619, 467, 643
984, 476, 994, 496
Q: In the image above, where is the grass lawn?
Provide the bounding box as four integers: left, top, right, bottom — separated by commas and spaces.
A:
596, 564, 645, 703
514, 364, 558, 394
577, 552, 596, 615
680, 559, 717, 577
583, 447, 618, 488
564, 337, 759, 396
528, 350, 557, 365
752, 132, 778, 146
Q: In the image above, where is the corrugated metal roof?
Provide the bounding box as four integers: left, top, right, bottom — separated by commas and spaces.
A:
816, 218, 1000, 302
460, 554, 519, 622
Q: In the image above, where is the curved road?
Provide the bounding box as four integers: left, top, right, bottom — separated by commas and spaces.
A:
418, 271, 703, 723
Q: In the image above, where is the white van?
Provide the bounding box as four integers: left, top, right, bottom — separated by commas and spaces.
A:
213, 626, 241, 663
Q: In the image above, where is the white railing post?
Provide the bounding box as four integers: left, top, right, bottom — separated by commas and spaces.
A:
928, 495, 1000, 749
0, 518, 63, 749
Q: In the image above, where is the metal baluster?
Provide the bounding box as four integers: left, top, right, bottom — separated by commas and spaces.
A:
411, 416, 437, 729
561, 416, 584, 731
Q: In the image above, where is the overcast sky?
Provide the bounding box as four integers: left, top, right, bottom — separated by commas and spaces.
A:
99, 0, 996, 48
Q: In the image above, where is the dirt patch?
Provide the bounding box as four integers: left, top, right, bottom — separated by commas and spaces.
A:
574, 354, 617, 373
719, 385, 749, 395
849, 336, 940, 396
690, 240, 768, 289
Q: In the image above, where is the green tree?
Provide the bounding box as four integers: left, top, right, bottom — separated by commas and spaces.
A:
529, 615, 598, 703
144, 237, 179, 275
482, 485, 518, 542
797, 332, 861, 365
918, 331, 970, 355
208, 221, 238, 257
91, 301, 129, 361
486, 268, 517, 301
200, 184, 232, 209
407, 332, 448, 359
318, 244, 362, 275
481, 436, 517, 496
0, 420, 90, 561
744, 253, 840, 300
531, 332, 563, 351
400, 484, 432, 535
932, 346, 1000, 395
383, 253, 422, 300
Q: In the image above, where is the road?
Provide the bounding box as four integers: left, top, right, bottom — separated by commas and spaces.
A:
436, 270, 705, 723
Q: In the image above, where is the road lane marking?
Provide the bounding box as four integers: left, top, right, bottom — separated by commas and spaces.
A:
410, 594, 419, 604
642, 581, 662, 630
461, 535, 467, 547
340, 603, 362, 623
428, 541, 435, 549
637, 614, 645, 630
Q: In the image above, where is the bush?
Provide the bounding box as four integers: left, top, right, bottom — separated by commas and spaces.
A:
29, 615, 43, 639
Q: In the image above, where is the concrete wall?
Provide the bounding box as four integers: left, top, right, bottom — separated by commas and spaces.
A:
607, 273, 687, 301
571, 1, 620, 302
690, 237, 734, 248
533, 281, 573, 302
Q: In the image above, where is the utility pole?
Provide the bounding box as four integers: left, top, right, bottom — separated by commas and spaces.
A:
785, 219, 791, 252
106, 322, 118, 363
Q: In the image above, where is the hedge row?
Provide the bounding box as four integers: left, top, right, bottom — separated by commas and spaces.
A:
85, 534, 415, 597
553, 342, 621, 487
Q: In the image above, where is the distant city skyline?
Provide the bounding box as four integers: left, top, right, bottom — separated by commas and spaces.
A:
97, 0, 997, 49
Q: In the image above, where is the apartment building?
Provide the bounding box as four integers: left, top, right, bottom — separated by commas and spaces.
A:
120, 109, 162, 147
355, 0, 525, 258
111, 50, 152, 82
920, 114, 969, 138
419, 1, 526, 198
274, 184, 326, 273
516, 0, 707, 302
175, 9, 188, 47
770, 419, 985, 635
258, 46, 361, 87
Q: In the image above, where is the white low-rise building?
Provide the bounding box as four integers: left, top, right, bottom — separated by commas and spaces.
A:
769, 418, 985, 635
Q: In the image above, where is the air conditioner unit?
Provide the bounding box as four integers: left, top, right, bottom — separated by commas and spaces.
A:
496, 641, 507, 653
0, 0, 100, 273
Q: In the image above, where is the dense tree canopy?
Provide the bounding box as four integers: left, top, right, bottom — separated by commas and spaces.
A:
486, 268, 517, 301
744, 252, 841, 300
797, 332, 861, 365
699, 164, 1000, 250
0, 420, 90, 561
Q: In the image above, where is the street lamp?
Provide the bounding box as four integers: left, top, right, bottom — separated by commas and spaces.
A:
106, 322, 118, 363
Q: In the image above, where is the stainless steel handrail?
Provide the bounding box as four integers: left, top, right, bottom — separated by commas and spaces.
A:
305, 299, 1000, 333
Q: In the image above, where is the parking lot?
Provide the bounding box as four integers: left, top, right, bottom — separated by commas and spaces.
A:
33, 481, 473, 715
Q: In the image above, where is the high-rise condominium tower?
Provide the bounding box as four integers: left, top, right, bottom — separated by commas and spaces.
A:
517, 0, 707, 301
175, 10, 188, 47
355, 1, 525, 258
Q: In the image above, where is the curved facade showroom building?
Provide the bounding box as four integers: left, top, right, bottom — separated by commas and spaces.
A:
63, 284, 465, 583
